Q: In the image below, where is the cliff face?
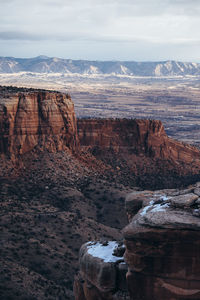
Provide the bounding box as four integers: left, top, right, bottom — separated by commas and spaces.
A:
75, 184, 200, 300
1, 88, 200, 166
123, 186, 200, 300
1, 86, 200, 188
78, 118, 200, 163
0, 89, 78, 157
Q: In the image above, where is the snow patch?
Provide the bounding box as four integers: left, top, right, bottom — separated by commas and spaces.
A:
87, 241, 123, 263
140, 195, 170, 216
151, 203, 170, 213
161, 195, 170, 201
140, 200, 154, 216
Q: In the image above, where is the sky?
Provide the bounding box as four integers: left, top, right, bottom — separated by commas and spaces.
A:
0, 0, 200, 61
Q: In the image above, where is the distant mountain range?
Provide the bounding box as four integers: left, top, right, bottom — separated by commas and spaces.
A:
0, 55, 200, 76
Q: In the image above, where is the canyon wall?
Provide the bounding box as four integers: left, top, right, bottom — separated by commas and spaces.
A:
78, 118, 200, 163
0, 88, 78, 157
1, 86, 200, 188
1, 86, 200, 168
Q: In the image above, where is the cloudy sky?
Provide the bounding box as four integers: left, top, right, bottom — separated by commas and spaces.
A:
0, 0, 200, 61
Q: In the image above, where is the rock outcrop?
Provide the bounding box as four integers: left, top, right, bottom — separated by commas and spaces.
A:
74, 241, 130, 300
75, 183, 200, 300
78, 118, 200, 163
0, 87, 78, 158
124, 184, 200, 299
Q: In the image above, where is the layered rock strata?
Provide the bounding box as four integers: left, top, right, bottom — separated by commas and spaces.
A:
78, 118, 200, 162
75, 183, 200, 300
0, 88, 78, 157
1, 86, 200, 174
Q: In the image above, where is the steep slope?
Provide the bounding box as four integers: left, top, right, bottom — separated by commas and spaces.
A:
0, 150, 132, 300
78, 118, 200, 188
78, 118, 200, 162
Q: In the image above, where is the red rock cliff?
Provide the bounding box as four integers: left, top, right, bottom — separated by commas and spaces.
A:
0, 88, 78, 157
77, 118, 200, 163
1, 87, 200, 188
123, 186, 200, 300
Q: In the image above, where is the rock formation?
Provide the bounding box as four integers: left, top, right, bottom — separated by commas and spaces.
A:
1, 86, 200, 189
74, 241, 130, 300
78, 118, 200, 188
0, 87, 78, 158
75, 183, 200, 300
124, 184, 200, 300
1, 86, 200, 168
78, 118, 200, 163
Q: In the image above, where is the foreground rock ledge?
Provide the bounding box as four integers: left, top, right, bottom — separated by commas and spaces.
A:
124, 184, 200, 300
74, 241, 130, 300
75, 183, 200, 300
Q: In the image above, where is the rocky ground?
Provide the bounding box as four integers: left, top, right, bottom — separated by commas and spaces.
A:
0, 150, 135, 300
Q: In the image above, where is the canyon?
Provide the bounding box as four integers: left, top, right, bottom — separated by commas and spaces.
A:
0, 86, 200, 299
1, 86, 200, 188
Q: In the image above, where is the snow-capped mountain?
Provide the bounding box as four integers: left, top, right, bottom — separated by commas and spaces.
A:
0, 56, 200, 76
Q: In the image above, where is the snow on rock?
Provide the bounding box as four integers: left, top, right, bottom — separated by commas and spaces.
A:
87, 241, 124, 263
151, 203, 170, 213
140, 195, 170, 217
140, 200, 154, 216
161, 195, 170, 201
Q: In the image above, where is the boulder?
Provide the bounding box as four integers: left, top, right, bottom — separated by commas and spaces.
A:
74, 241, 129, 300
170, 193, 198, 208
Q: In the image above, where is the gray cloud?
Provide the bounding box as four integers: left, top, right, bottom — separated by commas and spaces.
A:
0, 0, 200, 61
0, 31, 46, 41
0, 31, 88, 42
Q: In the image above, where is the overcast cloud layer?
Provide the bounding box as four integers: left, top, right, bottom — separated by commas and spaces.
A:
0, 0, 200, 61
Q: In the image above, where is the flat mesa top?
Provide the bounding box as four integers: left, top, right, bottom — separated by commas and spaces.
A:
0, 86, 71, 106
0, 85, 59, 94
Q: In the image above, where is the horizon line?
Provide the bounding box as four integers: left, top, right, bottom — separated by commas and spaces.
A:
0, 55, 199, 64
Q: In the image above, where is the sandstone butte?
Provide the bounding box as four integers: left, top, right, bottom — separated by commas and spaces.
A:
74, 183, 200, 300
0, 87, 79, 158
